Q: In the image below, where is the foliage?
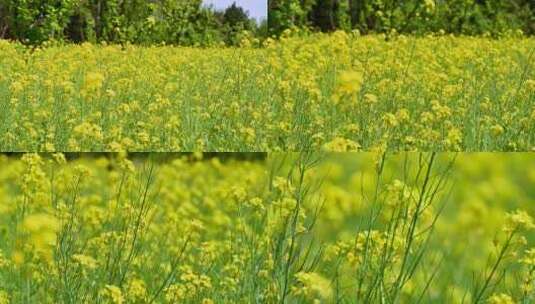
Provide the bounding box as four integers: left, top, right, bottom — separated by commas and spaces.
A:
0, 0, 261, 46
0, 152, 534, 303
268, 0, 316, 35
268, 0, 535, 36
0, 32, 534, 151
211, 3, 261, 46
222, 2, 250, 28
0, 0, 78, 44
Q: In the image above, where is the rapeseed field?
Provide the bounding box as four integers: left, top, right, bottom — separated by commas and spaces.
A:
0, 153, 533, 303
1, 31, 534, 152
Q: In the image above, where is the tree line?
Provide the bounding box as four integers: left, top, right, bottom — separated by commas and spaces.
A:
0, 0, 267, 45
268, 0, 535, 36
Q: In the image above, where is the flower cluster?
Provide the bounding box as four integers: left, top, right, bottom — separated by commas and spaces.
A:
0, 153, 532, 302
1, 33, 534, 151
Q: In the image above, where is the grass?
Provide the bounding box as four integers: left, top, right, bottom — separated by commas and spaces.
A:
0, 152, 533, 303
0, 31, 534, 152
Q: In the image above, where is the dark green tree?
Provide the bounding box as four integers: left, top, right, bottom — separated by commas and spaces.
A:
223, 2, 250, 29
218, 2, 259, 45
268, 0, 316, 35
0, 0, 225, 45
268, 0, 535, 35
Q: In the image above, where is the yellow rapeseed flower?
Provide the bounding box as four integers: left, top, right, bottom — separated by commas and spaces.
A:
100, 285, 124, 304
21, 213, 60, 261
292, 272, 333, 301
487, 293, 514, 304
323, 137, 361, 152
337, 70, 364, 96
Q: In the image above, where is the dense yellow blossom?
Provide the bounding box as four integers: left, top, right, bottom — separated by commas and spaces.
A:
20, 213, 60, 262
487, 293, 515, 304
292, 272, 333, 301
0, 33, 533, 151
100, 285, 124, 304
0, 153, 533, 302
126, 278, 147, 302
323, 137, 361, 151
0, 291, 9, 304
